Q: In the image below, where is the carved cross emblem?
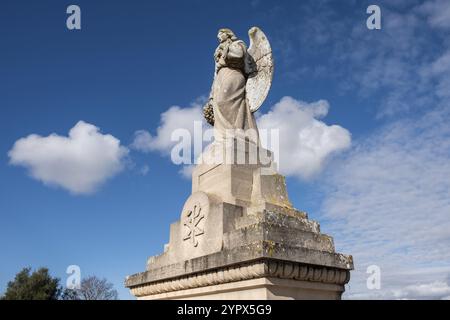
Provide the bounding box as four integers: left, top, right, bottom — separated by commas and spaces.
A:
183, 204, 205, 247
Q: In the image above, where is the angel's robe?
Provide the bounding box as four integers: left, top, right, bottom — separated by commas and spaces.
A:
212, 40, 258, 143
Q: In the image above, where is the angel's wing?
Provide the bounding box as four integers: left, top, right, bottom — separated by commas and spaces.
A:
245, 27, 274, 113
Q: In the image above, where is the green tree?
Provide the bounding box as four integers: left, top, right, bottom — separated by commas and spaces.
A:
2, 267, 61, 300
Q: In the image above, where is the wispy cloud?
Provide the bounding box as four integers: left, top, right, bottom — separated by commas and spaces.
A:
319, 106, 450, 299
417, 0, 450, 29
133, 96, 351, 180
270, 0, 450, 118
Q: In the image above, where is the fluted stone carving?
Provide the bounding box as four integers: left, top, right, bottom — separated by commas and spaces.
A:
130, 260, 350, 297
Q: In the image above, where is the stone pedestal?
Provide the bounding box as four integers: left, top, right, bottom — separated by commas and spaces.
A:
125, 139, 353, 300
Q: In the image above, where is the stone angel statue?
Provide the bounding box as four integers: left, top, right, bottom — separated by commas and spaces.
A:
203, 27, 274, 143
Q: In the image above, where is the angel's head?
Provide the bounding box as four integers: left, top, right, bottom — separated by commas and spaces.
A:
218, 28, 237, 43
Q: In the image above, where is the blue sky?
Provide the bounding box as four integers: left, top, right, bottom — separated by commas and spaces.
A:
1, 0, 450, 299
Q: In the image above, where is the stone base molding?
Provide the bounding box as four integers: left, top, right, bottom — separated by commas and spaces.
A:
126, 140, 353, 300
129, 260, 350, 298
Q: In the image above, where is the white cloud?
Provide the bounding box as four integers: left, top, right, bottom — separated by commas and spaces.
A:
131, 104, 204, 155
319, 106, 450, 299
178, 165, 194, 179
347, 276, 450, 300
130, 100, 206, 179
134, 96, 351, 180
8, 121, 128, 195
257, 96, 351, 179
392, 281, 450, 300
131, 130, 153, 153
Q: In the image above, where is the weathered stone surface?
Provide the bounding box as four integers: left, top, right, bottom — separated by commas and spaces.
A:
202, 26, 273, 128
193, 139, 289, 209
246, 27, 274, 113
125, 26, 352, 299
125, 147, 353, 299
146, 200, 243, 270
128, 260, 350, 299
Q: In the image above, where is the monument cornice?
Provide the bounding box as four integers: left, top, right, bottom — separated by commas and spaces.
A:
128, 259, 351, 297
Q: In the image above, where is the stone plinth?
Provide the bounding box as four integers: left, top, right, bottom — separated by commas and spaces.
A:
125, 140, 353, 300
